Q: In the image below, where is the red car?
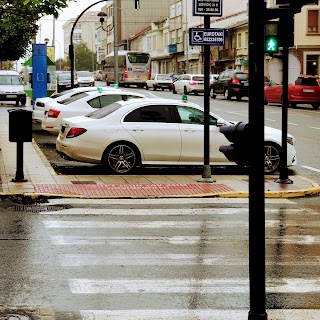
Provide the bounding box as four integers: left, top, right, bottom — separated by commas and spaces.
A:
264, 75, 320, 110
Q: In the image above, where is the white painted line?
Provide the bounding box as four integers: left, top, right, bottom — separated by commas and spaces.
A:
80, 309, 320, 320
265, 118, 277, 122
59, 253, 320, 266
301, 165, 320, 173
288, 122, 298, 126
310, 126, 320, 130
70, 278, 320, 294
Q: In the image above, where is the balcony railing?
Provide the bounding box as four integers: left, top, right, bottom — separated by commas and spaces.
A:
218, 48, 236, 61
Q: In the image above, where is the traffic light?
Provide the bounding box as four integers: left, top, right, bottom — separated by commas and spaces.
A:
265, 35, 279, 53
219, 122, 250, 165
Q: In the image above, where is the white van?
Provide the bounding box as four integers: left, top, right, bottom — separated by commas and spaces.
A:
0, 70, 27, 105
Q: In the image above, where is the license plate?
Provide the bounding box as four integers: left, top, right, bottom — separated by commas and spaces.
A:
7, 95, 17, 98
243, 83, 249, 86
303, 89, 314, 93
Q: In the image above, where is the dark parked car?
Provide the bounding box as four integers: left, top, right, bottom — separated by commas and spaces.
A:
210, 69, 249, 101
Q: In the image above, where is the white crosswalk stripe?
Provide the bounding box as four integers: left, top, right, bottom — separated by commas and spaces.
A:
41, 199, 320, 319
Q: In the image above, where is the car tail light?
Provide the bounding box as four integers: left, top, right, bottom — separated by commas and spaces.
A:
189, 81, 197, 85
232, 78, 240, 84
66, 127, 87, 138
124, 67, 128, 79
47, 109, 60, 118
36, 102, 45, 107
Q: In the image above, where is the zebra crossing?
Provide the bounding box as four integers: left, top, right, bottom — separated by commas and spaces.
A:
40, 198, 320, 320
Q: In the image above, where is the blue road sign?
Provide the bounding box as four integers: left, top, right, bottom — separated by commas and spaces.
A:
189, 28, 225, 46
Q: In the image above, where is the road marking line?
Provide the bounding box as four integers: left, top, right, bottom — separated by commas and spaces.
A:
70, 278, 320, 294
80, 309, 320, 320
310, 126, 320, 130
301, 165, 320, 173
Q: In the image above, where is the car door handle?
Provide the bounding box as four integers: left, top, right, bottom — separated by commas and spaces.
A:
184, 128, 195, 132
132, 128, 144, 132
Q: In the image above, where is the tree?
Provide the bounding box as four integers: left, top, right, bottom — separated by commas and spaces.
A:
0, 0, 75, 63
74, 42, 97, 72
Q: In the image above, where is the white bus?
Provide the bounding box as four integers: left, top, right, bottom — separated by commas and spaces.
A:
104, 50, 151, 88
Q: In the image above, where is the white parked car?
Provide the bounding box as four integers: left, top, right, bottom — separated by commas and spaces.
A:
145, 74, 172, 91
33, 86, 118, 122
172, 73, 205, 95
75, 71, 95, 87
41, 90, 150, 135
56, 98, 297, 174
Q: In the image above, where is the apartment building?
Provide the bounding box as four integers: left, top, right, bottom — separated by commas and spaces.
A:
62, 11, 103, 62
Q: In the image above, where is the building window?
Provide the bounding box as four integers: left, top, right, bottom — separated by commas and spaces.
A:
244, 32, 248, 48
308, 10, 319, 33
306, 55, 319, 75
153, 35, 157, 50
170, 4, 176, 18
176, 1, 182, 16
147, 35, 152, 51
237, 33, 242, 48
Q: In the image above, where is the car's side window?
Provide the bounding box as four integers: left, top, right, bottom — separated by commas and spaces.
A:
176, 106, 217, 125
88, 95, 122, 109
123, 105, 174, 123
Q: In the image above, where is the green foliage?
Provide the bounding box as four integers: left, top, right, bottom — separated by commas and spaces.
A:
0, 0, 76, 62
74, 42, 97, 72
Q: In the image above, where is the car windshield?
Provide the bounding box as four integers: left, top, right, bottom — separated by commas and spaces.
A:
58, 92, 89, 104
0, 75, 22, 85
85, 102, 122, 119
157, 74, 171, 80
77, 71, 92, 77
59, 74, 71, 80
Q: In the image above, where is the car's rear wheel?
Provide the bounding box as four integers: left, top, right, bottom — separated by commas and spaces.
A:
311, 103, 319, 110
103, 142, 140, 174
236, 95, 242, 101
145, 85, 149, 90
224, 88, 231, 100
290, 103, 297, 108
264, 143, 281, 174
172, 85, 177, 94
210, 87, 216, 99
184, 86, 189, 95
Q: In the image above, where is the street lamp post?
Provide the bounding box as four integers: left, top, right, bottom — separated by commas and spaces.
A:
69, 0, 109, 88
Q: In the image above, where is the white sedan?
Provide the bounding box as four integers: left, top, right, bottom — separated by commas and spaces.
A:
172, 73, 204, 95
41, 89, 149, 135
56, 98, 297, 174
33, 86, 118, 122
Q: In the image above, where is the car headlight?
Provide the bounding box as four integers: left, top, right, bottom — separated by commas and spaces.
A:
287, 136, 295, 146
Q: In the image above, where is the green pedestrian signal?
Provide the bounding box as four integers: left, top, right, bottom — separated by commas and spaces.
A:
265, 35, 279, 53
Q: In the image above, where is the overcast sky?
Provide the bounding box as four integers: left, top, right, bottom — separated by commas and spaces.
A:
36, 0, 248, 59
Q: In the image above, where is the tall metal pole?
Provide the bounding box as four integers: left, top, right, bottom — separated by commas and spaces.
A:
248, 0, 267, 319
185, 0, 189, 73
69, 0, 107, 88
198, 16, 215, 183
114, 0, 119, 88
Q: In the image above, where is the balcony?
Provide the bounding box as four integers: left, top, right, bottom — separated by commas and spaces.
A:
218, 48, 236, 61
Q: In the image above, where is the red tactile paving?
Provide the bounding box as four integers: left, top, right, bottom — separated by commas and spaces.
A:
34, 183, 235, 197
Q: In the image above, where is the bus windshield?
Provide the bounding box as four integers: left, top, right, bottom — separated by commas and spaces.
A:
127, 53, 150, 64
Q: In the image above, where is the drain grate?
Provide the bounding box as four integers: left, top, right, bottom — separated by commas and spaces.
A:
9, 204, 70, 213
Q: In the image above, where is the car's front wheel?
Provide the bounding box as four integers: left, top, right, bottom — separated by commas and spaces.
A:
264, 143, 281, 174
172, 85, 177, 94
103, 142, 139, 174
210, 87, 216, 99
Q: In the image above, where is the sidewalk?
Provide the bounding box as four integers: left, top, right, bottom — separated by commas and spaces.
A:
0, 112, 319, 199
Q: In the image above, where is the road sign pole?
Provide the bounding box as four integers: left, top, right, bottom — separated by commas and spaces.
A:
199, 15, 215, 183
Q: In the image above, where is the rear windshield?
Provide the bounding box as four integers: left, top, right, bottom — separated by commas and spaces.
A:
192, 76, 204, 81
295, 77, 318, 86
235, 73, 249, 80
85, 102, 122, 119
127, 53, 150, 64
58, 74, 71, 80
58, 92, 89, 104
157, 75, 171, 80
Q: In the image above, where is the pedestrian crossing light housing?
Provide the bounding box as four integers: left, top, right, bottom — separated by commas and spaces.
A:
265, 35, 279, 53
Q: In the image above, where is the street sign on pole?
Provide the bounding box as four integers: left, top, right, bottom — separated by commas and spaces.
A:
189, 28, 225, 46
193, 0, 222, 16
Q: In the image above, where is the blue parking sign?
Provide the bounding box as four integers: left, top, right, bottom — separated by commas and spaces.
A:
189, 28, 225, 46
